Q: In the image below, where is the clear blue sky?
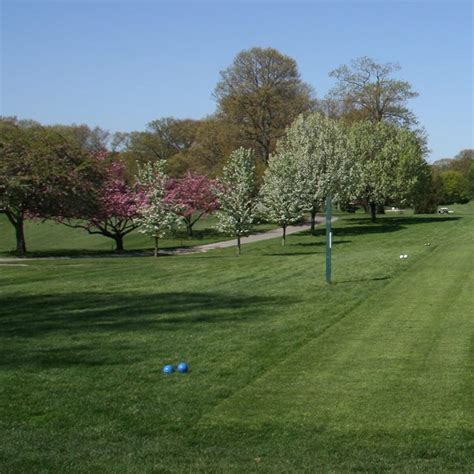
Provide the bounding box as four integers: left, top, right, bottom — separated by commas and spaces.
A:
1, 0, 473, 161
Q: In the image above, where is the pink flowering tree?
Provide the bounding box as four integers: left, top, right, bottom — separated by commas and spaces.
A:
59, 154, 144, 252
165, 173, 220, 236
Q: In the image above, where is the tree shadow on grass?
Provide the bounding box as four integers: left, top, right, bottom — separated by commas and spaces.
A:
5, 249, 156, 259
263, 239, 351, 256
362, 215, 461, 225
335, 276, 391, 284
297, 225, 400, 239
295, 240, 352, 247
0, 291, 293, 338
263, 251, 323, 257
307, 215, 462, 238
0, 291, 294, 369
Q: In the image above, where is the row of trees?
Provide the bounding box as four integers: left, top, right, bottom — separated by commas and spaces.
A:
2, 47, 470, 255
218, 114, 428, 253
121, 53, 420, 177
0, 112, 429, 256
0, 121, 220, 254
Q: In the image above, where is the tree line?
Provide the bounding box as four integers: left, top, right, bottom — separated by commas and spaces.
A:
0, 113, 435, 256
1, 47, 472, 255
431, 150, 473, 205
2, 49, 423, 175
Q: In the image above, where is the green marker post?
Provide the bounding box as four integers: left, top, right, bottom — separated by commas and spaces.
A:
325, 195, 332, 284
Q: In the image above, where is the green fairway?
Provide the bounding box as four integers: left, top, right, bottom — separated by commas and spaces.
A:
0, 204, 473, 472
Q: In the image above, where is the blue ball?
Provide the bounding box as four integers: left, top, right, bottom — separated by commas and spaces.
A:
177, 362, 188, 373
162, 364, 174, 374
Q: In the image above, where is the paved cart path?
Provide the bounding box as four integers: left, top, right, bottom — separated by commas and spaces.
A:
165, 216, 332, 254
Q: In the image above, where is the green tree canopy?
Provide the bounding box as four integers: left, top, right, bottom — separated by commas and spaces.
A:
0, 122, 102, 254
439, 170, 470, 204
349, 121, 427, 221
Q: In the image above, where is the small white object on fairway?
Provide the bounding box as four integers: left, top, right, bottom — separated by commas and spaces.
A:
404, 254, 408, 259
400, 255, 404, 259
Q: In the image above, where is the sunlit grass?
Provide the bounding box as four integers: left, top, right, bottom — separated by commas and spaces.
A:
0, 202, 472, 471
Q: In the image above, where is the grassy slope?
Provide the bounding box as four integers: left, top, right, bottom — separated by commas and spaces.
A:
0, 204, 472, 472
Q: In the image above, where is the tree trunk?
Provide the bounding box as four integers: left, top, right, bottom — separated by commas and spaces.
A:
259, 136, 271, 165
370, 202, 377, 223
14, 212, 26, 255
5, 210, 26, 255
154, 236, 159, 257
114, 235, 124, 252
237, 236, 241, 256
310, 207, 317, 235
263, 147, 270, 165
186, 217, 193, 237
282, 225, 286, 246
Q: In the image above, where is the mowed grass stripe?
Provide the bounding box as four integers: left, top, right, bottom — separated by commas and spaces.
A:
197, 221, 473, 470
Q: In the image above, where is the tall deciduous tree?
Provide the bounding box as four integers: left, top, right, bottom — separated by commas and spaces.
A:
214, 47, 315, 164
214, 148, 257, 255
328, 57, 418, 126
260, 150, 307, 245
135, 161, 182, 256
166, 174, 219, 236
0, 123, 101, 254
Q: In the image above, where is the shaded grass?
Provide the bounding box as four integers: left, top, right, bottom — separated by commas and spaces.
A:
0, 203, 472, 472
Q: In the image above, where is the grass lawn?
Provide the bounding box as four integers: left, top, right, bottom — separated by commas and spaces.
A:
0, 215, 276, 257
0, 203, 473, 472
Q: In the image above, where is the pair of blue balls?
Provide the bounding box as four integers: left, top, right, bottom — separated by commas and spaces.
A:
163, 362, 188, 374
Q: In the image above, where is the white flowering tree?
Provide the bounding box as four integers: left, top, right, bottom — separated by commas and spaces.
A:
214, 147, 257, 255
260, 150, 308, 245
135, 160, 182, 256
278, 113, 356, 233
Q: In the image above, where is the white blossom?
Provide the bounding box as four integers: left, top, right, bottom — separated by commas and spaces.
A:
135, 160, 182, 256
260, 149, 307, 244
213, 148, 257, 254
